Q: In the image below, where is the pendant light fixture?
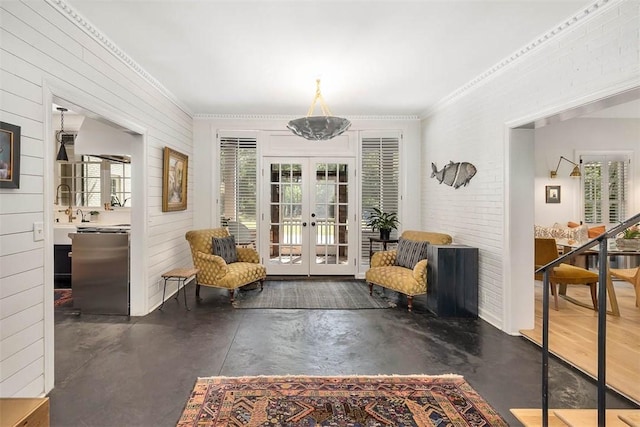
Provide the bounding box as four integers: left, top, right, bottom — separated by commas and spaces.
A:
56, 107, 69, 161
287, 79, 351, 141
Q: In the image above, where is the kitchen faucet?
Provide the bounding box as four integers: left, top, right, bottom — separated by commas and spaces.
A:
77, 208, 89, 222
55, 184, 75, 223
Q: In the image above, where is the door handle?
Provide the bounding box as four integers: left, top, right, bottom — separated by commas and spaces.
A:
311, 222, 316, 227
302, 222, 307, 227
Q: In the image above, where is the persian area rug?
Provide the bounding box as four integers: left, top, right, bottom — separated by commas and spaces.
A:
232, 281, 393, 309
177, 374, 508, 427
54, 289, 73, 307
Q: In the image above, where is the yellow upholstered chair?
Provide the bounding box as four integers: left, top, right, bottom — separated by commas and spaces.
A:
534, 238, 598, 310
365, 230, 452, 311
610, 266, 640, 307
185, 228, 266, 303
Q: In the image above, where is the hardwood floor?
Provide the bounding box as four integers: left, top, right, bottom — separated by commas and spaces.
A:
520, 280, 640, 404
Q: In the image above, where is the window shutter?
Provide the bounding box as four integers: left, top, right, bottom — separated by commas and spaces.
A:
361, 135, 400, 265
581, 153, 630, 225
219, 135, 258, 244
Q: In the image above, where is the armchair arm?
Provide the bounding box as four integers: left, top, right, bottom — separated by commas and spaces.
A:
194, 251, 229, 280
412, 259, 428, 286
370, 250, 397, 267
236, 247, 260, 263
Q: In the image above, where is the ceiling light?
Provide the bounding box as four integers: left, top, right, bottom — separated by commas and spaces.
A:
550, 156, 581, 178
56, 107, 69, 161
287, 79, 351, 141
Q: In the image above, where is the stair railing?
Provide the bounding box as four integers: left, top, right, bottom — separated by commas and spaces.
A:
535, 212, 640, 427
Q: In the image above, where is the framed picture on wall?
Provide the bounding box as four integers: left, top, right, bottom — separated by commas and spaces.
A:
0, 122, 21, 189
545, 185, 561, 204
162, 147, 188, 212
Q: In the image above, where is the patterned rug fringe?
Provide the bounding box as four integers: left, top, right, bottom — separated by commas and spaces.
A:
196, 373, 464, 381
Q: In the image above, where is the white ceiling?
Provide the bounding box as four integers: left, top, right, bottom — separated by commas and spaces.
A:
67, 0, 593, 117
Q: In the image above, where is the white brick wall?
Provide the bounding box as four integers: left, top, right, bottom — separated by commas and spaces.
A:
421, 0, 640, 330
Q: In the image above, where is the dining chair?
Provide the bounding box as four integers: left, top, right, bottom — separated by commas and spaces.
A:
609, 266, 640, 307
534, 238, 599, 310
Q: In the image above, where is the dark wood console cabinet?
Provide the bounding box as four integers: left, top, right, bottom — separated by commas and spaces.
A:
426, 244, 478, 317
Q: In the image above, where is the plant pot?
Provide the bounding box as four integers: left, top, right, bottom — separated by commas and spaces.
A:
615, 238, 640, 251
379, 229, 391, 240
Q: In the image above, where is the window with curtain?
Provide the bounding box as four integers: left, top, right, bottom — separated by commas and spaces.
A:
360, 134, 400, 266
219, 135, 258, 245
580, 153, 630, 225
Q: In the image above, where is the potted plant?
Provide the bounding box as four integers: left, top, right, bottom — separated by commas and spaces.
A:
89, 210, 100, 222
616, 223, 640, 251
366, 207, 399, 240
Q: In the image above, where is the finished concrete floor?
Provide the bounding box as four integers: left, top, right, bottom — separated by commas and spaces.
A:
49, 281, 637, 426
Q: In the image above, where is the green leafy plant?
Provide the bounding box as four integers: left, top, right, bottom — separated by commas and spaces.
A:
621, 223, 640, 239
366, 207, 399, 232
89, 211, 100, 215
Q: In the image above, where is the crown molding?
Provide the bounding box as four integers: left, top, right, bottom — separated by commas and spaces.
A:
193, 114, 420, 121
420, 0, 614, 119
46, 0, 193, 117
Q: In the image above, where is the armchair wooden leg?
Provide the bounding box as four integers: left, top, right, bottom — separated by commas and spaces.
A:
368, 282, 373, 296
407, 296, 413, 312
195, 284, 201, 298
259, 279, 264, 291
228, 289, 235, 303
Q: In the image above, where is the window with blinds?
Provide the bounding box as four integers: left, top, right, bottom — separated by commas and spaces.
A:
361, 135, 400, 265
581, 153, 630, 225
219, 135, 258, 245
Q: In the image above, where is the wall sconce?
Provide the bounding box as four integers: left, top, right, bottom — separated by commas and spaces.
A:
550, 156, 581, 178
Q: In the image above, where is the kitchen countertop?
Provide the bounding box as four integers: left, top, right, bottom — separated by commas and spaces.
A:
54, 223, 131, 244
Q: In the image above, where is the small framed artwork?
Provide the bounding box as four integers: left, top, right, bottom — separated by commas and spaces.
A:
162, 147, 188, 212
545, 185, 561, 204
0, 122, 21, 189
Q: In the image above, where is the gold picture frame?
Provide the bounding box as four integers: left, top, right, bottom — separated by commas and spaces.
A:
0, 121, 21, 189
162, 147, 188, 212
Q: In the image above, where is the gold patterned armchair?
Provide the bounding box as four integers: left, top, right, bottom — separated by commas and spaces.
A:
365, 230, 453, 311
185, 228, 266, 303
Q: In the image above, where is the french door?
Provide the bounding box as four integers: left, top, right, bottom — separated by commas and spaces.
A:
262, 157, 356, 275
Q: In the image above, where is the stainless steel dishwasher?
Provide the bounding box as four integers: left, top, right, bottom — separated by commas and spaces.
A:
70, 227, 130, 315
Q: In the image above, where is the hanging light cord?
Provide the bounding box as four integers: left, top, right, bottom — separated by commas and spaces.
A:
306, 79, 333, 117
56, 107, 67, 142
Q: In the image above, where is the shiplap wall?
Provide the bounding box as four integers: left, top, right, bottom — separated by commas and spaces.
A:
421, 0, 639, 329
0, 0, 193, 396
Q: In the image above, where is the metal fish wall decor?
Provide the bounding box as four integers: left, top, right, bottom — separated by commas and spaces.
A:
431, 161, 477, 189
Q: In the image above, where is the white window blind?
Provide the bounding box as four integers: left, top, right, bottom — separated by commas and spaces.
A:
361, 135, 400, 265
219, 135, 258, 245
581, 153, 630, 225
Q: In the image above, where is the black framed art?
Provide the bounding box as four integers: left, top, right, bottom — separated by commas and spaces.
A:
0, 121, 21, 189
545, 185, 560, 204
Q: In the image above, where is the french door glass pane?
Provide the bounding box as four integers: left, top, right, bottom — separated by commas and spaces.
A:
269, 163, 303, 265
314, 162, 348, 265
